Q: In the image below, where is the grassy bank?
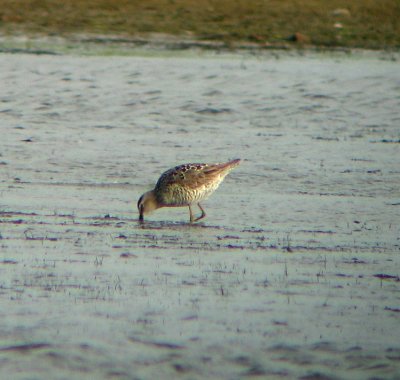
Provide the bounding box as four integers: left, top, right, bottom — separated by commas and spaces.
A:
0, 0, 399, 49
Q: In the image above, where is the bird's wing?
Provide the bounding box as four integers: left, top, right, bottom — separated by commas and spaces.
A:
156, 162, 234, 191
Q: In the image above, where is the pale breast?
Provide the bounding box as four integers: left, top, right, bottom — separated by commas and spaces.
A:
157, 180, 222, 206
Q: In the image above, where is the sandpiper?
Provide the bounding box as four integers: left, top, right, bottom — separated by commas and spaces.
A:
137, 159, 241, 223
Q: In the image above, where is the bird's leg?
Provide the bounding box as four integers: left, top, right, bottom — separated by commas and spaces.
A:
194, 203, 206, 222
188, 204, 195, 223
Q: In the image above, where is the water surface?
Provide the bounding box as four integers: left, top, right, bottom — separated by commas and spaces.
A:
1, 50, 399, 379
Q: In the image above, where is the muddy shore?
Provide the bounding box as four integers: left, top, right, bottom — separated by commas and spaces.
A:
1, 48, 399, 379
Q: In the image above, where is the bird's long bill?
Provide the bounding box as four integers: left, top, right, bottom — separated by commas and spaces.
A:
138, 203, 144, 221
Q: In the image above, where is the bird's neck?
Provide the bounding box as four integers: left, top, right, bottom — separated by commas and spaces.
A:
145, 190, 162, 211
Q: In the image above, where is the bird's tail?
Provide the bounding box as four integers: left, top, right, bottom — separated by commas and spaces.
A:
204, 159, 241, 176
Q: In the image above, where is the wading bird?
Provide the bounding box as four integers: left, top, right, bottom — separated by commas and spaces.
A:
137, 159, 241, 223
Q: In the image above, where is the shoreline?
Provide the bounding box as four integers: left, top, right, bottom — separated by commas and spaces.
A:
1, 33, 399, 58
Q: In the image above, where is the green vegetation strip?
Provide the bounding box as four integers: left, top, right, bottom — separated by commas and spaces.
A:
0, 0, 399, 49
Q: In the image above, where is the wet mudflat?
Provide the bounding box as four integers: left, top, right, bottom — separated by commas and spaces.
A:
1, 50, 400, 379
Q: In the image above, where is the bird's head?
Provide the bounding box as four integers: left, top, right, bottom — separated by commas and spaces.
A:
137, 190, 159, 221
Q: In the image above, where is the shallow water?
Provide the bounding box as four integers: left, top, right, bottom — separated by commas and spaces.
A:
1, 50, 399, 379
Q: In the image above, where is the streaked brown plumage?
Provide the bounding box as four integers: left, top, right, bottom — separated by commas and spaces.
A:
137, 159, 241, 222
